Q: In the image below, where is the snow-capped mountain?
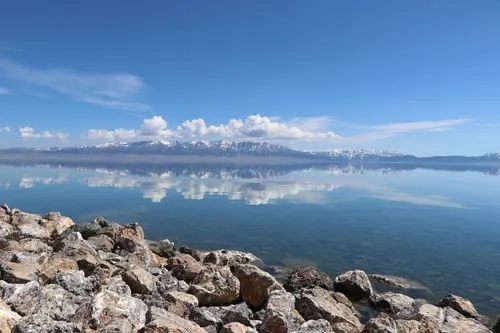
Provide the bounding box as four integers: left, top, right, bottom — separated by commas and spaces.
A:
1, 140, 499, 165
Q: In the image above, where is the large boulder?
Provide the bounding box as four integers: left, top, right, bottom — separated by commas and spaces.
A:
370, 292, 417, 319
164, 291, 199, 317
43, 212, 74, 236
202, 250, 259, 266
141, 306, 205, 333
334, 270, 373, 302
416, 303, 490, 333
53, 270, 94, 296
91, 290, 148, 332
39, 258, 79, 283
121, 267, 157, 295
260, 289, 296, 333
294, 287, 362, 333
0, 259, 38, 283
10, 213, 51, 241
0, 299, 21, 332
2, 281, 42, 316
188, 266, 240, 306
232, 264, 283, 309
284, 266, 333, 292
167, 254, 205, 283
436, 294, 480, 319
53, 232, 99, 275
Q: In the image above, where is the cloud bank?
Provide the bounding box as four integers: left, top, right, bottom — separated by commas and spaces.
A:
85, 114, 341, 142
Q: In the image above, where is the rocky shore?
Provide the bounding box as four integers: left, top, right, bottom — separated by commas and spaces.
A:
0, 204, 496, 333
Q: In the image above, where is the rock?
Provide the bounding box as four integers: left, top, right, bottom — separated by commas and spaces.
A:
297, 319, 334, 332
122, 267, 157, 295
0, 299, 21, 332
43, 213, 74, 236
417, 303, 490, 333
284, 266, 333, 292
141, 306, 205, 333
188, 266, 240, 306
17, 238, 53, 254
368, 274, 432, 298
167, 254, 205, 283
39, 258, 78, 283
0, 204, 11, 215
294, 287, 362, 333
10, 213, 51, 241
394, 319, 424, 333
218, 303, 254, 326
494, 317, 500, 333
334, 270, 373, 302
179, 246, 203, 261
134, 291, 170, 309
156, 270, 181, 296
2, 281, 42, 316
53, 232, 99, 275
91, 290, 148, 332
203, 250, 259, 266
147, 239, 177, 258
232, 264, 282, 309
54, 270, 93, 296
361, 312, 397, 333
70, 222, 102, 239
189, 307, 222, 328
12, 314, 81, 333
87, 235, 114, 252
221, 322, 257, 333
0, 221, 13, 238
436, 294, 480, 319
164, 291, 199, 317
260, 289, 295, 333
0, 259, 38, 283
31, 284, 85, 321
99, 276, 131, 296
370, 292, 416, 319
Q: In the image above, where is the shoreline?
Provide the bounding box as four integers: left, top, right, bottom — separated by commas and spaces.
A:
0, 204, 496, 332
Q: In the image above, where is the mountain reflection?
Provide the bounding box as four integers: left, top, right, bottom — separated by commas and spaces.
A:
1, 162, 470, 207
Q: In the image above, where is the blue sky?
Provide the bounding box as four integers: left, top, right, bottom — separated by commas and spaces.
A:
1, 0, 499, 155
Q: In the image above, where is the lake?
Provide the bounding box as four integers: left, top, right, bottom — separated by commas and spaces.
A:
1, 162, 500, 317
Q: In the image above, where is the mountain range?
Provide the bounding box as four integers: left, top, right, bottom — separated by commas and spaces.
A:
0, 140, 499, 164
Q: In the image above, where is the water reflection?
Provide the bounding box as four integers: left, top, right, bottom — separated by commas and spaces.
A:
1, 163, 467, 208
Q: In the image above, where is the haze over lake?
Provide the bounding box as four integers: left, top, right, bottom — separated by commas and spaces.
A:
1, 162, 500, 316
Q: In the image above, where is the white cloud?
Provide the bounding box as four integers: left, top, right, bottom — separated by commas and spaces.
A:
0, 86, 13, 95
85, 114, 341, 142
19, 126, 68, 140
0, 58, 149, 112
0, 126, 10, 133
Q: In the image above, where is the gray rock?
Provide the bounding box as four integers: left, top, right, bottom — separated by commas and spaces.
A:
232, 264, 282, 309
261, 289, 295, 333
370, 292, 416, 319
87, 235, 114, 252
368, 274, 432, 298
70, 222, 102, 239
436, 294, 480, 319
297, 319, 334, 332
3, 281, 42, 316
146, 239, 177, 258
156, 270, 181, 295
12, 314, 81, 333
334, 270, 373, 302
294, 287, 362, 333
362, 312, 397, 333
53, 232, 99, 275
284, 266, 333, 292
0, 221, 13, 238
54, 270, 93, 296
189, 307, 222, 328
99, 276, 131, 296
218, 303, 254, 326
141, 306, 205, 333
0, 203, 11, 215
188, 266, 240, 306
91, 290, 148, 332
31, 284, 86, 321
121, 267, 157, 295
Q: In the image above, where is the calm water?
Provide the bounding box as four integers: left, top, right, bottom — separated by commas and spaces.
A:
1, 163, 500, 316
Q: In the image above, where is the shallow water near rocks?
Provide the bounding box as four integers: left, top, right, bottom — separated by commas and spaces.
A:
1, 163, 500, 317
